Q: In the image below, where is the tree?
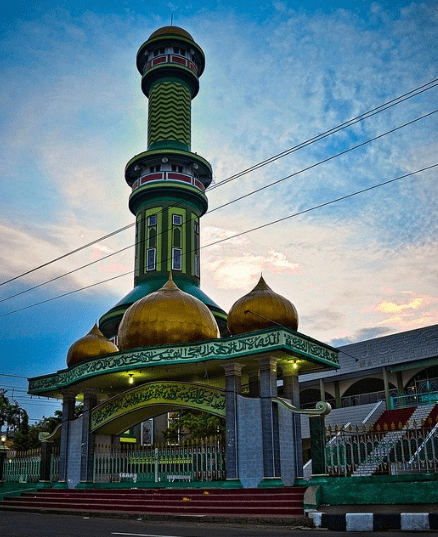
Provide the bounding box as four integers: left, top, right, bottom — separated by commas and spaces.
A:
163, 409, 225, 443
0, 393, 25, 437
12, 403, 84, 451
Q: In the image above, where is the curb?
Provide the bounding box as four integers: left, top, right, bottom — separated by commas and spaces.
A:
309, 512, 438, 532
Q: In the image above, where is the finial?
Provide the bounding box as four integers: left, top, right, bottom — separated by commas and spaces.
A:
171, 12, 174, 26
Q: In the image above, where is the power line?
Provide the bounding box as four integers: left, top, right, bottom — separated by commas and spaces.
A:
1, 106, 436, 306
208, 108, 438, 213
208, 78, 438, 189
1, 161, 436, 318
1, 78, 436, 289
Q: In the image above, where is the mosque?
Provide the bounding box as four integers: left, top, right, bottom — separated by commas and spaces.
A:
28, 25, 339, 489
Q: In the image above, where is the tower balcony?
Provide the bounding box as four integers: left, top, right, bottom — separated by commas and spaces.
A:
131, 170, 205, 194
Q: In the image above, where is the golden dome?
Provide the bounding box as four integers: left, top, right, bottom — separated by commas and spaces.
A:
227, 275, 299, 335
67, 324, 118, 367
118, 274, 219, 350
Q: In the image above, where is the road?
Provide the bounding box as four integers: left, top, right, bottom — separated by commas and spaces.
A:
0, 512, 434, 536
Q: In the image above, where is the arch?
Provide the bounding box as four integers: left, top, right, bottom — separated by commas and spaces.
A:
342, 377, 396, 397
299, 388, 335, 408
91, 381, 225, 435
405, 365, 438, 392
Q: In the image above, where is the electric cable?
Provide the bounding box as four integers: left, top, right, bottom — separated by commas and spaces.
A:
1, 161, 435, 318
1, 106, 436, 305
1, 78, 436, 288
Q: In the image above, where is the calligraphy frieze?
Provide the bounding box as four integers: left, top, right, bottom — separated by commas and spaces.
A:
91, 382, 226, 431
28, 328, 339, 394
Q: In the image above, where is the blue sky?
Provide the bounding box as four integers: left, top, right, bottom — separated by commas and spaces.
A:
0, 0, 437, 423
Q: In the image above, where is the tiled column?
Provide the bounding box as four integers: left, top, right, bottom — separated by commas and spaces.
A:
58, 391, 76, 486
79, 389, 98, 486
258, 357, 281, 485
282, 362, 304, 477
222, 363, 243, 485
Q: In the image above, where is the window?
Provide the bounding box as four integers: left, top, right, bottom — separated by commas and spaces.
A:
173, 47, 185, 56
172, 214, 183, 226
147, 215, 157, 227
153, 47, 165, 57
149, 165, 161, 173
171, 164, 183, 173
172, 248, 182, 271
147, 248, 156, 271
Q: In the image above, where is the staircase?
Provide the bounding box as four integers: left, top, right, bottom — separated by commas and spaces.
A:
353, 405, 438, 477
372, 407, 415, 431
0, 487, 306, 519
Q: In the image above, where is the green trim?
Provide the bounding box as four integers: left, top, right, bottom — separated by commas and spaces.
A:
258, 478, 285, 488
129, 182, 208, 217
390, 356, 438, 373
91, 381, 225, 432
297, 474, 438, 506
28, 327, 339, 395
148, 140, 189, 152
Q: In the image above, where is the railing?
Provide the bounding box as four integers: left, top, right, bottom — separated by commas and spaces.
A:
391, 391, 438, 409
325, 424, 438, 477
94, 440, 226, 484
3, 449, 41, 483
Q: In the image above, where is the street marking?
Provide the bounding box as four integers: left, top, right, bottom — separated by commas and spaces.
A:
111, 533, 182, 537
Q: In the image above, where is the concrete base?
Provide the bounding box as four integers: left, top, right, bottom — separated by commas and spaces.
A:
258, 478, 284, 488
221, 479, 243, 489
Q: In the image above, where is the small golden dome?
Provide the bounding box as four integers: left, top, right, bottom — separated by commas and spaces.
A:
118, 274, 219, 350
227, 275, 299, 335
67, 324, 118, 367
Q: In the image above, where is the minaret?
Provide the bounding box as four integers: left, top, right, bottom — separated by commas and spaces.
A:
99, 26, 228, 339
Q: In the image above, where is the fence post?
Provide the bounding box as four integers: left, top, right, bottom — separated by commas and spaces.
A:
39, 440, 52, 483
154, 447, 159, 482
310, 416, 326, 475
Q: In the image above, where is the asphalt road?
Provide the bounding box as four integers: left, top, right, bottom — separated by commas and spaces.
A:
0, 512, 435, 537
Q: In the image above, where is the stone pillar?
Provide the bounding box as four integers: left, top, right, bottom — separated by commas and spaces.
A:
258, 357, 281, 485
282, 362, 303, 478
382, 366, 391, 410
248, 370, 260, 397
58, 391, 76, 486
222, 363, 243, 485
79, 390, 98, 486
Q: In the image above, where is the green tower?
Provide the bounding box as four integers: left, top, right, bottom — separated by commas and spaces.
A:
99, 26, 228, 339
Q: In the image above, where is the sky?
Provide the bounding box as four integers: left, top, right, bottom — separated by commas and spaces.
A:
0, 0, 437, 424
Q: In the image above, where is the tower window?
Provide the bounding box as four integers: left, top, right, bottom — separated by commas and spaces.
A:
171, 164, 183, 173
172, 214, 183, 226
147, 215, 157, 227
172, 248, 182, 271
149, 165, 161, 173
173, 47, 186, 56
153, 47, 165, 57
194, 254, 200, 277
147, 248, 156, 271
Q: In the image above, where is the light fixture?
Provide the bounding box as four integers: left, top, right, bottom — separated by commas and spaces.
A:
128, 373, 134, 385
1, 434, 6, 443
293, 361, 298, 370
